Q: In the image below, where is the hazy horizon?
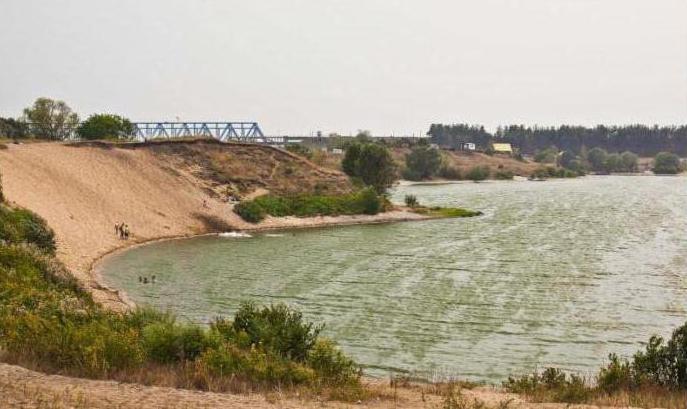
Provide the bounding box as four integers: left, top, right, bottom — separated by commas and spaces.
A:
1, 0, 686, 135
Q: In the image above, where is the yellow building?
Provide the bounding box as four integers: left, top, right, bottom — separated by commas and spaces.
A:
492, 143, 513, 154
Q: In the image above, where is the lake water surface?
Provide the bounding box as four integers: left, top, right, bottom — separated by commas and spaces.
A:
101, 176, 687, 382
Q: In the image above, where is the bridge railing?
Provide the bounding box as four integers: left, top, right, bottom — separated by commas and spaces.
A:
131, 122, 265, 143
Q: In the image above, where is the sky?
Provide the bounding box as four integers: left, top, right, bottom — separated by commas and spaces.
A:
1, 0, 686, 136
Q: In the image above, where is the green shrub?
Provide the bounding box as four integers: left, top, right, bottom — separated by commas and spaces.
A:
466, 166, 490, 181
228, 302, 322, 362
597, 353, 634, 393
76, 113, 134, 140
233, 189, 384, 223
307, 339, 360, 385
504, 368, 591, 403
233, 200, 267, 223
438, 165, 462, 180
494, 170, 514, 180
653, 152, 683, 174
342, 142, 397, 193
142, 322, 219, 363
404, 145, 442, 180
404, 194, 419, 208
0, 205, 56, 254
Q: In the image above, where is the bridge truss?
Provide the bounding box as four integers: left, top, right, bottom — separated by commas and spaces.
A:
131, 122, 266, 143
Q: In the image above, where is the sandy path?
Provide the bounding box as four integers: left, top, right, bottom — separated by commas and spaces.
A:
1, 363, 636, 409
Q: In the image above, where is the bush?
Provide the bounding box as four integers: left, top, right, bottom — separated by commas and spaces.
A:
307, 340, 360, 385
233, 189, 384, 223
653, 152, 683, 174
504, 368, 591, 403
233, 200, 267, 223
534, 148, 558, 163
466, 166, 490, 181
0, 205, 56, 253
438, 165, 462, 180
142, 322, 219, 363
228, 302, 322, 362
76, 114, 134, 140
404, 145, 442, 180
342, 142, 397, 193
494, 170, 514, 180
404, 194, 419, 208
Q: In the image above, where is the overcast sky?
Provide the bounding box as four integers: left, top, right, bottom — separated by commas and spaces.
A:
1, 0, 686, 135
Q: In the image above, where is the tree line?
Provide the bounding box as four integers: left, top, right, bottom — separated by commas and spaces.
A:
0, 97, 133, 140
429, 123, 687, 156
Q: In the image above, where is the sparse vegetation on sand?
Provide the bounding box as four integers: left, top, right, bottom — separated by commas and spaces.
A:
234, 188, 387, 223
504, 322, 687, 409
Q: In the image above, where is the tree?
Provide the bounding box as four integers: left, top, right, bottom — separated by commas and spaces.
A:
558, 150, 577, 169
0, 117, 29, 139
342, 142, 396, 193
587, 147, 608, 171
620, 151, 639, 172
23, 97, 79, 140
403, 145, 442, 180
76, 114, 134, 140
653, 152, 683, 174
534, 148, 557, 164
604, 153, 623, 173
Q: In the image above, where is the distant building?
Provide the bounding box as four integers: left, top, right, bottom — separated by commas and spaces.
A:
462, 142, 476, 151
492, 143, 513, 154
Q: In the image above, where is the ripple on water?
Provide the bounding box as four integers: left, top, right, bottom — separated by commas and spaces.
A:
102, 176, 687, 382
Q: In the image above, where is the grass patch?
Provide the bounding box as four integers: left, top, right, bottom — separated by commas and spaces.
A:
234, 188, 387, 223
412, 206, 482, 218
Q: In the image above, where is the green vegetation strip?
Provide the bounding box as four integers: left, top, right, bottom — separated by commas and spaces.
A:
412, 206, 482, 218
234, 189, 385, 223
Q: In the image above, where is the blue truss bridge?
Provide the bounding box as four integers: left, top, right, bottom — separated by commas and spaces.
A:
131, 122, 267, 143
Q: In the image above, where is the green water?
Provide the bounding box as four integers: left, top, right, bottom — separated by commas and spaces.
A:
101, 176, 687, 382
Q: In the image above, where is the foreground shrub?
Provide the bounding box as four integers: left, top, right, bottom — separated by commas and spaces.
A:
0, 205, 56, 254
307, 339, 360, 385
142, 322, 220, 364
233, 188, 385, 223
227, 302, 322, 362
504, 368, 591, 403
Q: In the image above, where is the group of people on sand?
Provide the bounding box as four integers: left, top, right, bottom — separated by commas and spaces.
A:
114, 222, 131, 240
138, 275, 156, 284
